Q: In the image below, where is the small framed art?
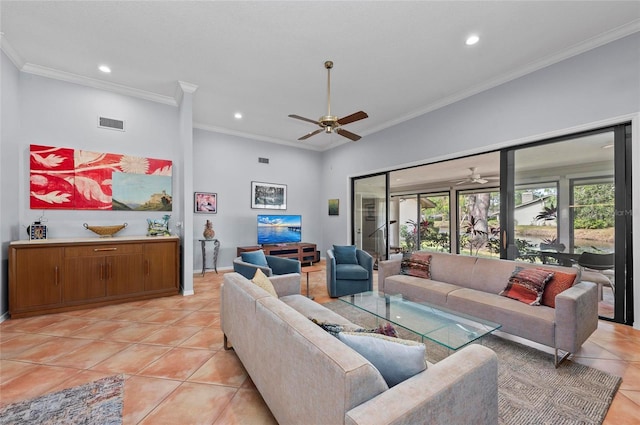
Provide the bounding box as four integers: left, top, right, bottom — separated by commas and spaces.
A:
194, 192, 217, 213
328, 199, 339, 216
251, 181, 286, 210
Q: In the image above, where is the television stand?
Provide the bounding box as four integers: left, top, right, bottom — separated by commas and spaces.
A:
237, 243, 319, 265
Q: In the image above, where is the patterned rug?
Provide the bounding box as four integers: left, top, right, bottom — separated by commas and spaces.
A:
324, 301, 622, 425
0, 375, 124, 425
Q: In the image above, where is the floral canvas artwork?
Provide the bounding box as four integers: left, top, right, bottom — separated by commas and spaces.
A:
30, 144, 173, 210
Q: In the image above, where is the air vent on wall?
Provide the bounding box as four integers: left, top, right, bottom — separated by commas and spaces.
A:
258, 157, 269, 164
98, 116, 125, 131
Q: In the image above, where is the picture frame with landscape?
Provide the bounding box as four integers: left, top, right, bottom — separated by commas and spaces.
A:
251, 181, 287, 210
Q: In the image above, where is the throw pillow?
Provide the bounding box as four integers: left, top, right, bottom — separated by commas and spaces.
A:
333, 245, 358, 265
338, 332, 426, 387
540, 269, 577, 308
251, 268, 278, 298
309, 319, 346, 337
499, 267, 555, 306
400, 253, 432, 279
355, 322, 399, 338
241, 250, 269, 267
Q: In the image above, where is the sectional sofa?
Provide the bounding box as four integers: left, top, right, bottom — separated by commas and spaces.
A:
378, 252, 599, 366
221, 271, 498, 425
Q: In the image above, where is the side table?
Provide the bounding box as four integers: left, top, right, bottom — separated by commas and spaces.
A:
301, 265, 322, 300
199, 239, 220, 276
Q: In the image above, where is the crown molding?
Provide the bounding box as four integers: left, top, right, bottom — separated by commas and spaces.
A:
0, 35, 25, 69
178, 80, 198, 94
193, 122, 324, 152
20, 63, 178, 106
175, 80, 199, 105
363, 19, 640, 138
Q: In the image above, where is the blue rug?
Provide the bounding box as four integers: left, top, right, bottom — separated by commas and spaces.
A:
0, 374, 124, 425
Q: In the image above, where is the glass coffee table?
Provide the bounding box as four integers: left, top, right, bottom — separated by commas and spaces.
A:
339, 291, 501, 356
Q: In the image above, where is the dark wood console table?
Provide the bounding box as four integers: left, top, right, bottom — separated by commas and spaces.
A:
237, 242, 319, 265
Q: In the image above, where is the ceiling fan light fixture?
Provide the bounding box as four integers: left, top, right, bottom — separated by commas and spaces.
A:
288, 60, 368, 142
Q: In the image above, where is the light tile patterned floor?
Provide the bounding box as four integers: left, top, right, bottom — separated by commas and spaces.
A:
0, 261, 638, 424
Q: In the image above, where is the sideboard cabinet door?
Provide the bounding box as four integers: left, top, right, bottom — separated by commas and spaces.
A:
144, 241, 179, 292
10, 246, 63, 311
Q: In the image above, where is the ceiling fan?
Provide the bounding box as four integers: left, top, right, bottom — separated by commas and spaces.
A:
289, 60, 368, 142
452, 167, 499, 185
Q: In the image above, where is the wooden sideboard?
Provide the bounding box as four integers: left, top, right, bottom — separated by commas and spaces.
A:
237, 242, 320, 265
8, 236, 180, 318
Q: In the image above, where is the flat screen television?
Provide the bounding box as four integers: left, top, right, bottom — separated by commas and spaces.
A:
257, 214, 302, 245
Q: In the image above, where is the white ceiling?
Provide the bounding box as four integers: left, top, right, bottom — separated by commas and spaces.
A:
1, 1, 639, 151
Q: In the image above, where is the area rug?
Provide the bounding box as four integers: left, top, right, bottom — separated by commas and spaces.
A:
323, 301, 622, 425
0, 374, 124, 425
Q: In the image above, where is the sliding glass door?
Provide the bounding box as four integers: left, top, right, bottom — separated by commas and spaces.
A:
502, 124, 632, 323
352, 174, 388, 264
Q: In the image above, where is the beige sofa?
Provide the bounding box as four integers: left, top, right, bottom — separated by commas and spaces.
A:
221, 271, 498, 425
378, 252, 599, 366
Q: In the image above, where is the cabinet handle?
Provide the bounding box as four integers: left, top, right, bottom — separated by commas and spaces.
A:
107, 263, 112, 280
99, 264, 104, 280
94, 247, 117, 252
54, 266, 59, 286
145, 259, 150, 276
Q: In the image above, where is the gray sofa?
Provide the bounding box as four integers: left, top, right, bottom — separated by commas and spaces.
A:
221, 271, 498, 425
378, 252, 599, 366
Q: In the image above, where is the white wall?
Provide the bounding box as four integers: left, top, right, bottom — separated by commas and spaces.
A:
192, 129, 323, 270
320, 32, 640, 327
17, 73, 181, 238
1, 50, 21, 317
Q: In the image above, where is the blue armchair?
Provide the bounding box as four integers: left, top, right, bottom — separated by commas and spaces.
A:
233, 249, 301, 279
326, 245, 373, 297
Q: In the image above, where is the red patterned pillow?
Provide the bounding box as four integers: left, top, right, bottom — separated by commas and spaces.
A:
540, 269, 577, 308
500, 267, 554, 305
400, 253, 432, 279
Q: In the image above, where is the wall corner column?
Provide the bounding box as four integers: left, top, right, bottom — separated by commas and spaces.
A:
177, 80, 198, 296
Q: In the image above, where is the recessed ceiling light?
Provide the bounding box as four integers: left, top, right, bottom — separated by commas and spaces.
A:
465, 35, 480, 46
98, 65, 111, 73
234, 112, 243, 119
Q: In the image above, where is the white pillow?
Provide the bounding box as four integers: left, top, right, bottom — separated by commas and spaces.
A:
251, 268, 278, 297
338, 332, 426, 387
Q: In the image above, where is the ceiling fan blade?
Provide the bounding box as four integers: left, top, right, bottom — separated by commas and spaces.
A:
298, 128, 323, 141
455, 180, 468, 185
476, 178, 489, 184
337, 111, 368, 125
288, 114, 320, 125
335, 128, 361, 141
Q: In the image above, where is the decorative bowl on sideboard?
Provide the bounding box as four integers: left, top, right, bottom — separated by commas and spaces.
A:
83, 222, 128, 237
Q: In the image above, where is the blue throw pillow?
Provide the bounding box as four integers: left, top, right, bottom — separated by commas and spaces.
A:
241, 250, 269, 267
333, 245, 358, 264
337, 332, 426, 387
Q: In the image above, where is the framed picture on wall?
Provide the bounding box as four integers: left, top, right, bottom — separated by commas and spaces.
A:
194, 192, 217, 213
251, 181, 287, 210
328, 199, 339, 216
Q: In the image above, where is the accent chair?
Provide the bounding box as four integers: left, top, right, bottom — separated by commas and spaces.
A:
326, 245, 373, 297
233, 249, 301, 279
